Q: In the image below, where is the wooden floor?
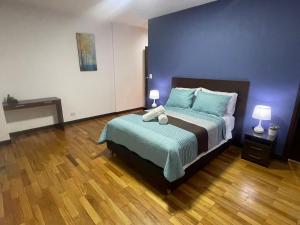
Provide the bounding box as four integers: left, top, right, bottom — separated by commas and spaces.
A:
0, 112, 300, 225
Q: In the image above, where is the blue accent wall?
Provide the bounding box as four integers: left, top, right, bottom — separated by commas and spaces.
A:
148, 0, 300, 155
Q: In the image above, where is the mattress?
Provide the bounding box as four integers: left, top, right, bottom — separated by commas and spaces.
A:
99, 107, 229, 182
166, 108, 234, 169
167, 110, 235, 170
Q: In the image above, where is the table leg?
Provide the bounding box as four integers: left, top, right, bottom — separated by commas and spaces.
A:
56, 100, 64, 129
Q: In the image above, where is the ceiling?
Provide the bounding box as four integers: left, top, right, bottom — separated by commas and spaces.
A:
8, 0, 216, 28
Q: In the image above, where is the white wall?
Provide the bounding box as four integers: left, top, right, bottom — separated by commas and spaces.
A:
0, 107, 10, 141
113, 23, 147, 111
0, 2, 148, 141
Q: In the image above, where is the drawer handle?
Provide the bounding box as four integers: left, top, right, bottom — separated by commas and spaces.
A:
250, 146, 263, 151
248, 153, 262, 160
15, 104, 25, 108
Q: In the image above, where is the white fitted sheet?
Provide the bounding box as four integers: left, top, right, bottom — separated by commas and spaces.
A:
222, 115, 235, 140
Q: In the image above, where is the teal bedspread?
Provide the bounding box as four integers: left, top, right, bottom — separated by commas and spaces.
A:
98, 107, 225, 182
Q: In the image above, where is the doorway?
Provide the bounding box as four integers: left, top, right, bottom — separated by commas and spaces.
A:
144, 46, 149, 108
285, 84, 300, 162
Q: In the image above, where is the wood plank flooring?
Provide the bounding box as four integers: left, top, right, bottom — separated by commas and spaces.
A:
0, 112, 300, 225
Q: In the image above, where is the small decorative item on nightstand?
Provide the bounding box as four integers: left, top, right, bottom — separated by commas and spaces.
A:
242, 130, 277, 167
149, 90, 159, 108
268, 124, 280, 137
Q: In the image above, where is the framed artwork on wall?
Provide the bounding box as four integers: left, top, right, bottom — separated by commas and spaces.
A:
76, 33, 97, 71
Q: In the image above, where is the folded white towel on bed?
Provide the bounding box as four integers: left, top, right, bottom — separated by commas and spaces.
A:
158, 114, 168, 125
143, 105, 166, 122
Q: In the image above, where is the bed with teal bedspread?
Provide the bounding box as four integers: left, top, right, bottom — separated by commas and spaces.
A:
99, 107, 226, 182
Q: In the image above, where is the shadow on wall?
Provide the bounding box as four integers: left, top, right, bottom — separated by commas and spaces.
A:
5, 106, 57, 126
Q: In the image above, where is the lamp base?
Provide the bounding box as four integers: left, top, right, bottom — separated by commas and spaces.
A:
151, 102, 157, 108
254, 120, 264, 134
151, 99, 157, 108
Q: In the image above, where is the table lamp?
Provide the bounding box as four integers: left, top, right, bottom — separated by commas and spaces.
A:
149, 90, 159, 108
252, 105, 271, 133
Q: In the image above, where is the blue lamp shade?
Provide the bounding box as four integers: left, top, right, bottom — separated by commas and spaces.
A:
252, 105, 271, 133
149, 90, 159, 108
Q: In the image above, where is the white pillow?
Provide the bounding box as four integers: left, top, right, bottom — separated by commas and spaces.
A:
176, 87, 201, 96
201, 88, 238, 116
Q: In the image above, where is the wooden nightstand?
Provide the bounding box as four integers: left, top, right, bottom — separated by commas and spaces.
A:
242, 130, 277, 167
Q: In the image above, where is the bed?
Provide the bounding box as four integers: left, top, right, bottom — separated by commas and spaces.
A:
99, 77, 249, 193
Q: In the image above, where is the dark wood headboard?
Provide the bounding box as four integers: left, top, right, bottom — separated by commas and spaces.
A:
172, 77, 250, 145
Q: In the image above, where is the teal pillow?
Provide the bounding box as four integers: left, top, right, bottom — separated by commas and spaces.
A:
165, 88, 195, 108
192, 91, 231, 116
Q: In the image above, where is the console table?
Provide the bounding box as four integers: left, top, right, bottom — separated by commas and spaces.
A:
2, 97, 64, 129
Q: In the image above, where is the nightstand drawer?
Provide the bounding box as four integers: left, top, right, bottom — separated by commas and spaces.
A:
242, 131, 277, 167
244, 140, 271, 153
242, 140, 271, 166
242, 150, 270, 167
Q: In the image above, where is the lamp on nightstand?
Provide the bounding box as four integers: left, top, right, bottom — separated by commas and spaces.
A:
149, 90, 159, 108
252, 105, 271, 133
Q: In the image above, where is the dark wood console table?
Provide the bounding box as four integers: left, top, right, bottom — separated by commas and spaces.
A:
3, 97, 64, 129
